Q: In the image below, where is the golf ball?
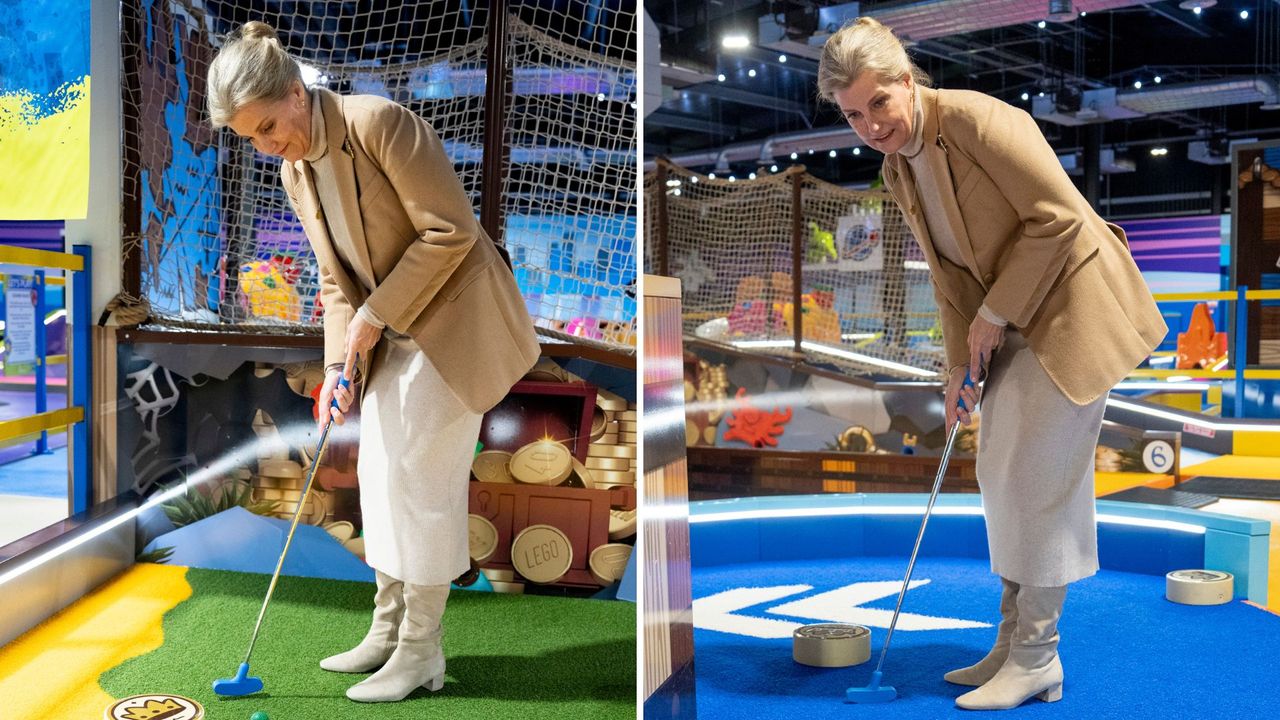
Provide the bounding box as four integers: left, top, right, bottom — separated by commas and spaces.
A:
250, 713, 269, 720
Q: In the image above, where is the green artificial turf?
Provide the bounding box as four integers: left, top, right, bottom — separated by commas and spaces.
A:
99, 567, 635, 719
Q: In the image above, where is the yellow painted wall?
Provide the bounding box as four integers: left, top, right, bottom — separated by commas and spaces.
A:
0, 76, 91, 220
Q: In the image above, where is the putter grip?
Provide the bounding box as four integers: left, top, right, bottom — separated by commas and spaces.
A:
957, 371, 976, 412
332, 372, 350, 409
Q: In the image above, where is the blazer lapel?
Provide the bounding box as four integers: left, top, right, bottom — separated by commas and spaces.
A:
920, 87, 983, 286
285, 160, 364, 306
318, 89, 376, 285
885, 152, 942, 274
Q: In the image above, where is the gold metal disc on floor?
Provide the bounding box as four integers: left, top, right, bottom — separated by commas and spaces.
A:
1166, 569, 1234, 605
792, 624, 871, 667
106, 694, 204, 720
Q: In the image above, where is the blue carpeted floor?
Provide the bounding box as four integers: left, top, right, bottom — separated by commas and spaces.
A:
0, 445, 68, 498
693, 556, 1280, 719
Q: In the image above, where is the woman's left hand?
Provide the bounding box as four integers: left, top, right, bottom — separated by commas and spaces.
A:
967, 314, 1005, 381
344, 312, 382, 364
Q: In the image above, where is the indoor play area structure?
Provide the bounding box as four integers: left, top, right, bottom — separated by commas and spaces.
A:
0, 1, 637, 719
641, 139, 1280, 718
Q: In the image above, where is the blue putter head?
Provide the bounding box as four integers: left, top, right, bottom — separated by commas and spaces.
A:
212, 662, 264, 697
846, 670, 898, 704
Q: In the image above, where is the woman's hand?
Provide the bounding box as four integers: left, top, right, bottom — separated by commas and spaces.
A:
344, 312, 382, 365
945, 366, 980, 433
967, 314, 1004, 383
318, 368, 355, 429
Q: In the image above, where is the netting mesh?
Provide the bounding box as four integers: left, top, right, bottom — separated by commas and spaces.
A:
502, 14, 637, 348
645, 161, 945, 378
122, 1, 635, 351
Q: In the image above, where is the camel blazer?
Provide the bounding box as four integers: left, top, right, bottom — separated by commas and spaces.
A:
881, 86, 1167, 405
281, 88, 540, 414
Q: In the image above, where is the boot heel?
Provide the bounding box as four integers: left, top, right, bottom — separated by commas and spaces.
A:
1037, 684, 1063, 702
423, 674, 444, 692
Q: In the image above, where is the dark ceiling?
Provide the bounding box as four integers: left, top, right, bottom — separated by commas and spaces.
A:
645, 0, 1279, 218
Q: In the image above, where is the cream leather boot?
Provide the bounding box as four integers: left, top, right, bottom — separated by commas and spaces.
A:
320, 570, 404, 673
945, 577, 1019, 686
955, 584, 1066, 710
346, 582, 449, 703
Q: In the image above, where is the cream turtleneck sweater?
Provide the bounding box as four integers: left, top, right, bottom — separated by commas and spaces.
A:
894, 86, 1006, 328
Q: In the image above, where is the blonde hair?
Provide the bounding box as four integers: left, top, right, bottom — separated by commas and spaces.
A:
817, 17, 930, 103
206, 21, 301, 128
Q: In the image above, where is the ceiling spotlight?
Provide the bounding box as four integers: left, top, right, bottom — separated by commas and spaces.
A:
1021, 92, 1030, 101
1134, 80, 1143, 89
770, 164, 779, 172
1154, 76, 1162, 84
729, 175, 737, 182
748, 69, 757, 78
690, 176, 699, 184
779, 54, 788, 63
1038, 91, 1046, 97
853, 148, 861, 155
708, 172, 716, 179
596, 93, 606, 102
1241, 9, 1250, 18
808, 148, 814, 154
1080, 10, 1087, 16
717, 73, 726, 82
829, 150, 837, 158
1037, 20, 1047, 28
790, 152, 799, 160
673, 189, 682, 196
1151, 146, 1169, 156
722, 33, 750, 49
1193, 6, 1202, 14
749, 172, 757, 180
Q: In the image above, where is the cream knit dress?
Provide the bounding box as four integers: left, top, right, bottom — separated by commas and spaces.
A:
301, 93, 482, 587
899, 87, 1105, 587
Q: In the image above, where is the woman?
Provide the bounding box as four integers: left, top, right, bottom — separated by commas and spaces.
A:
818, 19, 1166, 711
206, 22, 540, 703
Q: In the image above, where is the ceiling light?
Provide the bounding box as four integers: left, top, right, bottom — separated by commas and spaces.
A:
1038, 91, 1045, 97
1080, 10, 1087, 16
748, 69, 757, 78
722, 33, 750, 49
853, 148, 861, 155
1133, 80, 1143, 89
596, 93, 606, 101
1154, 76, 1162, 84
829, 150, 837, 158
1037, 20, 1047, 28
807, 148, 814, 154
729, 175, 737, 182
1151, 146, 1169, 156
790, 152, 798, 160
1192, 6, 1202, 14
690, 176, 698, 184
1241, 9, 1249, 18
770, 164, 778, 172
749, 172, 757, 179
1021, 92, 1030, 101
779, 54, 788, 63
717, 73, 726, 82
708, 172, 716, 179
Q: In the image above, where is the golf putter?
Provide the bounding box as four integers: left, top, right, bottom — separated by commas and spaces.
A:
846, 368, 980, 704
213, 369, 352, 697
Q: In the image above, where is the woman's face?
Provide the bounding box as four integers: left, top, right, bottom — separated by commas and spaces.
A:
832, 73, 914, 155
227, 81, 311, 163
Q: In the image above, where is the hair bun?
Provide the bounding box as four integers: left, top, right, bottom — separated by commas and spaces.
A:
237, 20, 278, 43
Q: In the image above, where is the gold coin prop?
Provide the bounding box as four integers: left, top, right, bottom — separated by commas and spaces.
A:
511, 524, 573, 584
258, 458, 302, 479
586, 456, 631, 471
587, 444, 637, 459
468, 514, 500, 564
592, 469, 636, 485
608, 508, 638, 540
105, 695, 204, 720
510, 441, 573, 485
589, 543, 633, 586
324, 521, 355, 543
472, 450, 516, 483
567, 458, 593, 488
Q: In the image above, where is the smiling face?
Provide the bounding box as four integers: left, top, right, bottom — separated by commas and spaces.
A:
226, 81, 311, 162
832, 72, 915, 155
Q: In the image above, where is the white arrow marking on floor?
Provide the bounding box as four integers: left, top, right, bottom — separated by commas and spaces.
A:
768, 580, 991, 631
693, 585, 812, 638
694, 581, 991, 638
